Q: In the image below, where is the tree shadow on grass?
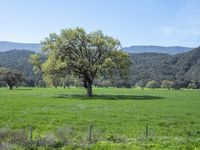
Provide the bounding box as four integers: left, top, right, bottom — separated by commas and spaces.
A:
53, 94, 164, 100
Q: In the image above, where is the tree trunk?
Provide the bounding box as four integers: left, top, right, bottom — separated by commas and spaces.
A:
9, 85, 13, 90
83, 77, 93, 97
87, 83, 93, 97
7, 82, 14, 90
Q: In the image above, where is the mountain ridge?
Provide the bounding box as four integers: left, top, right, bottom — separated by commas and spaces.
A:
123, 45, 193, 55
0, 41, 41, 52
0, 41, 194, 55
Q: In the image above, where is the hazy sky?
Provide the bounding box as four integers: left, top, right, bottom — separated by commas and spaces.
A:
0, 0, 200, 47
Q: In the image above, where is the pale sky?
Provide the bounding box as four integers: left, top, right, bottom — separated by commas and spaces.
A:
0, 0, 200, 47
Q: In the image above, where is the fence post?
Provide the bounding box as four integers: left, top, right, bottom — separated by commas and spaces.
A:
146, 124, 148, 140
151, 128, 155, 140
89, 124, 93, 144
30, 126, 33, 145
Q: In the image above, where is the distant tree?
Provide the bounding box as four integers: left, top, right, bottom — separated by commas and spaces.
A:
60, 74, 73, 88
172, 80, 181, 90
33, 27, 131, 96
0, 67, 24, 90
43, 74, 60, 88
146, 80, 160, 89
25, 79, 35, 87
93, 79, 102, 87
137, 80, 147, 90
0, 81, 7, 87
188, 82, 198, 89
101, 80, 112, 88
161, 80, 174, 90
189, 79, 200, 89
192, 75, 200, 89
37, 80, 46, 88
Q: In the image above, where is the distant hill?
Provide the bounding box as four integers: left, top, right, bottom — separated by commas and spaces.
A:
0, 41, 41, 52
0, 41, 193, 55
123, 45, 192, 55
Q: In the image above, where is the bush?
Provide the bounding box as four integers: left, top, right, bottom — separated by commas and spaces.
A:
188, 83, 198, 89
146, 80, 160, 89
161, 80, 174, 90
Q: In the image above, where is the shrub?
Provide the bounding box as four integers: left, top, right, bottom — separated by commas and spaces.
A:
161, 80, 174, 90
146, 80, 160, 89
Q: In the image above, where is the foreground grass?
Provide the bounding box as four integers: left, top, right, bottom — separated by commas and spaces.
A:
0, 87, 200, 149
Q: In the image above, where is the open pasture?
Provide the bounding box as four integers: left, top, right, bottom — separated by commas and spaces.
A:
0, 88, 200, 149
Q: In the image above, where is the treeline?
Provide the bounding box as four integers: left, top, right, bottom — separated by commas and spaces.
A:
0, 46, 200, 89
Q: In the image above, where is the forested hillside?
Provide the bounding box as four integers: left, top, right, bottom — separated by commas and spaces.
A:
0, 50, 45, 85
130, 53, 173, 83
0, 47, 200, 88
0, 50, 35, 79
131, 46, 200, 87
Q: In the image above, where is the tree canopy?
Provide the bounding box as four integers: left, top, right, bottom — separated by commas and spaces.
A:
32, 27, 131, 96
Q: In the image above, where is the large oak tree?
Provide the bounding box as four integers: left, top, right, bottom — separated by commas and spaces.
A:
32, 27, 131, 96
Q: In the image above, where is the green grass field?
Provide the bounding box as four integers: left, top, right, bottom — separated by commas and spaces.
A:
0, 87, 200, 149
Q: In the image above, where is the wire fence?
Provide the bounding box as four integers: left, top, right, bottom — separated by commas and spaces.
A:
0, 124, 199, 149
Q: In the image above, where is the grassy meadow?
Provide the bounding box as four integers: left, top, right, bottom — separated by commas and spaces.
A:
0, 87, 200, 149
